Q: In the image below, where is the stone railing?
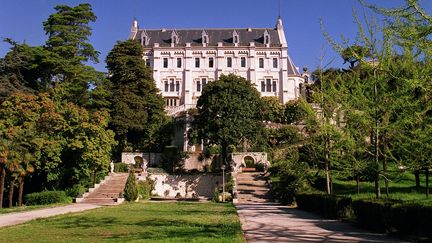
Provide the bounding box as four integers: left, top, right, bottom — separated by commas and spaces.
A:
165, 104, 196, 116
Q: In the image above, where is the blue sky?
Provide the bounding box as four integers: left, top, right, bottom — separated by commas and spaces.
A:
1, 0, 431, 72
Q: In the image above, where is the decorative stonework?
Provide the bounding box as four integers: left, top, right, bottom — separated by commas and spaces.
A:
230, 152, 270, 172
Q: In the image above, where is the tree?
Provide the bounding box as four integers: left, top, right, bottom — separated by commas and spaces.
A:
261, 96, 284, 123
190, 74, 266, 166
43, 3, 102, 106
106, 40, 167, 155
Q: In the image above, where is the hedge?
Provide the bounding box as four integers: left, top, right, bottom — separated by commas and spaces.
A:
114, 163, 129, 172
352, 200, 432, 238
24, 191, 71, 205
295, 192, 352, 219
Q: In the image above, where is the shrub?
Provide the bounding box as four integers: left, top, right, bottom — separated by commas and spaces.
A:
65, 184, 86, 198
352, 199, 432, 238
269, 159, 310, 204
137, 178, 154, 200
115, 163, 129, 172
124, 171, 138, 201
160, 146, 189, 173
296, 192, 352, 219
24, 191, 70, 205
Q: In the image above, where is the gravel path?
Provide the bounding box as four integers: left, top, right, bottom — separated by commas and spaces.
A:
0, 203, 101, 227
236, 203, 404, 243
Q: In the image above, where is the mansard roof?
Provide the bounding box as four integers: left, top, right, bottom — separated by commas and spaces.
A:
135, 28, 281, 47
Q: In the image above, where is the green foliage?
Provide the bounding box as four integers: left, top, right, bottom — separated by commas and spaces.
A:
269, 158, 310, 204
64, 184, 86, 198
24, 191, 70, 205
191, 74, 266, 164
283, 100, 307, 124
295, 192, 352, 219
160, 146, 189, 173
106, 40, 168, 155
123, 171, 138, 201
114, 163, 129, 173
268, 125, 302, 147
136, 179, 154, 200
261, 96, 284, 123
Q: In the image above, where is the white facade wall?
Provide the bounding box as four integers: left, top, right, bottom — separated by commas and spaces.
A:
143, 45, 303, 110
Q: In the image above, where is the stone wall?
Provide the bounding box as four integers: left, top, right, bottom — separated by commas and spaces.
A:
230, 152, 270, 172
121, 152, 162, 167
143, 173, 223, 199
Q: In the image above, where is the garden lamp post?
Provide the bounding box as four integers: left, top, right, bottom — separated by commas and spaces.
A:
221, 165, 226, 202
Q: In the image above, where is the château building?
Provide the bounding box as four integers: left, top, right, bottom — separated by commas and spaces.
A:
129, 17, 308, 151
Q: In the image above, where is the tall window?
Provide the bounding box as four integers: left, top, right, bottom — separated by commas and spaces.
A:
261, 81, 265, 92
266, 79, 272, 92
209, 57, 214, 68
259, 58, 264, 68
164, 81, 169, 92
163, 58, 168, 68
241, 57, 246, 67
227, 57, 232, 68
177, 58, 182, 68
176, 81, 180, 92
195, 58, 200, 68
272, 81, 277, 92
169, 79, 175, 92
145, 59, 151, 67
197, 80, 201, 92
273, 58, 278, 68
202, 78, 208, 88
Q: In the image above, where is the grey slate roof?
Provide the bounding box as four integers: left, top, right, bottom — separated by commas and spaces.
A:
135, 28, 281, 47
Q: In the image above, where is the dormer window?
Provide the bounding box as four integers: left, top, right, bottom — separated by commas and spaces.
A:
233, 30, 239, 44
202, 30, 209, 44
141, 31, 150, 46
263, 30, 270, 45
171, 30, 179, 45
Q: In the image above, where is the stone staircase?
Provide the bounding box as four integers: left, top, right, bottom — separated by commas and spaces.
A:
236, 172, 272, 204
76, 173, 128, 205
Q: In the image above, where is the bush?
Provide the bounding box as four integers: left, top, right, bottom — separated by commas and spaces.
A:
124, 171, 138, 201
296, 192, 352, 219
114, 163, 129, 172
137, 178, 154, 200
65, 184, 86, 198
25, 191, 70, 205
352, 199, 432, 238
269, 159, 310, 204
160, 146, 189, 173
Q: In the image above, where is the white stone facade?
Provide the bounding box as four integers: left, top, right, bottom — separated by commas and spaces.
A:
129, 18, 306, 116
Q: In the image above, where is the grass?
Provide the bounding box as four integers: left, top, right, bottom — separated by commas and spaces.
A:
332, 170, 432, 205
0, 203, 71, 215
0, 201, 245, 243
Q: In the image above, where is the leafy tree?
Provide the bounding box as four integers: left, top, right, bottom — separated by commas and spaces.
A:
261, 96, 284, 123
106, 40, 167, 155
190, 74, 266, 166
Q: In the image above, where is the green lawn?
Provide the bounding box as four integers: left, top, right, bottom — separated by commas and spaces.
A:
333, 170, 432, 205
0, 202, 245, 243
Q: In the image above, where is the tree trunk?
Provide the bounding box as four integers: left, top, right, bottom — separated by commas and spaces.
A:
356, 174, 360, 194
221, 142, 228, 168
414, 170, 420, 190
426, 168, 429, 198
374, 81, 381, 199
383, 140, 389, 197
8, 176, 15, 208
0, 166, 5, 208
374, 175, 381, 199
17, 175, 24, 207
93, 171, 97, 187
325, 161, 331, 195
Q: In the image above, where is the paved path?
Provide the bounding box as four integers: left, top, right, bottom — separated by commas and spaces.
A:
0, 203, 101, 227
236, 203, 404, 243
